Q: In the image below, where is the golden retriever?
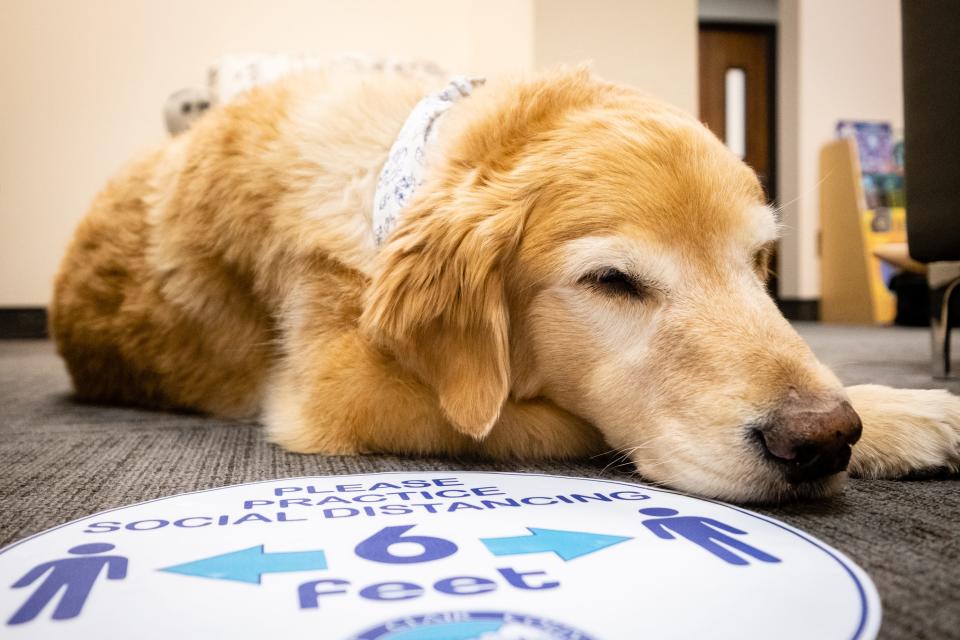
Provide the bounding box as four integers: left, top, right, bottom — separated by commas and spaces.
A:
50, 66, 960, 503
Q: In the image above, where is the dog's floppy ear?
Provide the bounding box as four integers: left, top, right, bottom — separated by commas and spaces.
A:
360, 186, 523, 440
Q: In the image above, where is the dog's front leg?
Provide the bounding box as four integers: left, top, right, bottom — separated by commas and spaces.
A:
482, 398, 608, 460
846, 384, 960, 478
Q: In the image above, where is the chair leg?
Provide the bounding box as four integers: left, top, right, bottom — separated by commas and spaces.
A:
931, 277, 959, 378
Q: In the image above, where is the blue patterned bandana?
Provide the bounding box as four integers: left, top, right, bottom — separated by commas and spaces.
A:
373, 76, 485, 246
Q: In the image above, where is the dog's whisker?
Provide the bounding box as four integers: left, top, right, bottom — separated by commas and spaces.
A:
598, 437, 668, 475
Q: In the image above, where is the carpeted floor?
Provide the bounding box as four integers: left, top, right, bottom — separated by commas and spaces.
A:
1, 323, 958, 639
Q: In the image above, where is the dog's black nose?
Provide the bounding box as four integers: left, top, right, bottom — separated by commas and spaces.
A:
754, 400, 863, 484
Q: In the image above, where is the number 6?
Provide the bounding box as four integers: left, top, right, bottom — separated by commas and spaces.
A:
355, 525, 458, 564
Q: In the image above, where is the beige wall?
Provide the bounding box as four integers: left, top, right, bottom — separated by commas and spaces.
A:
0, 0, 534, 307
777, 0, 904, 300
0, 0, 696, 306
533, 0, 697, 114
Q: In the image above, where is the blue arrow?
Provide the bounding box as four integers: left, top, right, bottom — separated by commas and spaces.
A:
480, 528, 632, 561
159, 545, 327, 584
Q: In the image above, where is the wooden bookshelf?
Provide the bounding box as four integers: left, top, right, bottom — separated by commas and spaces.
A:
819, 138, 906, 324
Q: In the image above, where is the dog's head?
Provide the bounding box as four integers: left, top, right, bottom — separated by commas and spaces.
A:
362, 68, 860, 503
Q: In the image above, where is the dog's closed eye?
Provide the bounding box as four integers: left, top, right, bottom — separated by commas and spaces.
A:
752, 242, 775, 278
580, 268, 650, 300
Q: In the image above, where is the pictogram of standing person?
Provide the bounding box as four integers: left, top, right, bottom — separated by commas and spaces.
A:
7, 543, 128, 625
639, 507, 781, 566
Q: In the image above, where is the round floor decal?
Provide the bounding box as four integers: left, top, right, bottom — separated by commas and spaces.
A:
0, 472, 880, 639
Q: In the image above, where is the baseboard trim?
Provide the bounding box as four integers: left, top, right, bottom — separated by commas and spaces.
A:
0, 300, 820, 340
0, 308, 48, 339
778, 299, 820, 322
1, 301, 824, 337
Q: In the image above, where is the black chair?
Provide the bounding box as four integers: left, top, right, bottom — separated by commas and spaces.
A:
902, 0, 960, 377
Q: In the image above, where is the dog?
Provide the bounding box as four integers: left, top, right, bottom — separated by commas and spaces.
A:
50, 66, 960, 503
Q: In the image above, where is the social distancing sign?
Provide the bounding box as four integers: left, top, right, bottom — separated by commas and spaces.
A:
0, 472, 880, 639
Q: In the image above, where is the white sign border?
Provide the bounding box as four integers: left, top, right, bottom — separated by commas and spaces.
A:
0, 471, 882, 639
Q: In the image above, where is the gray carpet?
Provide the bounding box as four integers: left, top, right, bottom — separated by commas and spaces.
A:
1, 323, 958, 639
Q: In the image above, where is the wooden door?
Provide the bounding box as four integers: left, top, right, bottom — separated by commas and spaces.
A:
699, 25, 776, 201
700, 24, 778, 297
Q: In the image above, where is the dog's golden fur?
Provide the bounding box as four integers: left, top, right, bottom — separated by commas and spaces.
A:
51, 66, 960, 502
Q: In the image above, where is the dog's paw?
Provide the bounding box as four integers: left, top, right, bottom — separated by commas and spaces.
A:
262, 375, 368, 456
846, 384, 960, 479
